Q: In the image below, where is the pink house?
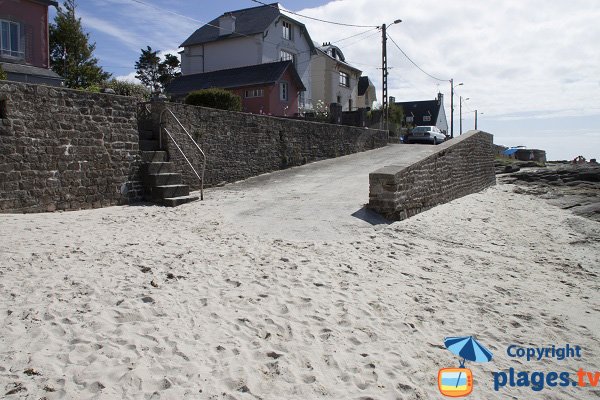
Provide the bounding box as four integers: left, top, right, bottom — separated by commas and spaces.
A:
166, 61, 305, 116
0, 0, 62, 85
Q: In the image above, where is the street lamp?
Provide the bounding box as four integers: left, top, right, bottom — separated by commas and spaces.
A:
450, 79, 463, 138
460, 96, 469, 135
381, 19, 402, 130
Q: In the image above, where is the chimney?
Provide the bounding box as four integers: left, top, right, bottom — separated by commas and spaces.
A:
219, 14, 236, 36
437, 92, 443, 104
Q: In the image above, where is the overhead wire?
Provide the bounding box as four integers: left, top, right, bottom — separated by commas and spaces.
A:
386, 33, 448, 82
249, 0, 379, 28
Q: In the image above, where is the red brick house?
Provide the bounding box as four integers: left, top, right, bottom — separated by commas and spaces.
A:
0, 0, 62, 85
166, 60, 305, 116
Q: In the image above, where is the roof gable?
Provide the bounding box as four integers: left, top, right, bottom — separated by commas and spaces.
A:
395, 98, 442, 123
166, 61, 305, 96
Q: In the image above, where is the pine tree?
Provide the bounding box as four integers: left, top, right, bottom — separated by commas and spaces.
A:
49, 0, 110, 88
135, 47, 180, 92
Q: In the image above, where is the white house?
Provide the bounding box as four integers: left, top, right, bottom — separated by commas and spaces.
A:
310, 43, 361, 112
179, 3, 316, 109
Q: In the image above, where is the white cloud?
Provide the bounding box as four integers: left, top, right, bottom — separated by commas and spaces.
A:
296, 0, 600, 120
115, 71, 140, 83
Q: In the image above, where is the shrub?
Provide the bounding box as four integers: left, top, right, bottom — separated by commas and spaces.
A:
185, 88, 241, 111
105, 79, 150, 100
0, 65, 7, 80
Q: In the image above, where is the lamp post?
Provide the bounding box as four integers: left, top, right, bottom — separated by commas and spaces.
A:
449, 80, 463, 138
460, 96, 469, 135
474, 110, 483, 130
381, 19, 402, 131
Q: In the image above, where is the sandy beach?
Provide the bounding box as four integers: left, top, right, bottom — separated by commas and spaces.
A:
1, 167, 599, 399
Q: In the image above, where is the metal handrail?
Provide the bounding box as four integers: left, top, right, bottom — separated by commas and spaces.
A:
159, 108, 206, 200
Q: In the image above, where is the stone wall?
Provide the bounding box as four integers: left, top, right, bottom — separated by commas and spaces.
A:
151, 102, 388, 189
0, 81, 143, 213
368, 130, 496, 220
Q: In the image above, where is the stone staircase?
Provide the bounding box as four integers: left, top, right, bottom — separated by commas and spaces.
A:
139, 128, 199, 207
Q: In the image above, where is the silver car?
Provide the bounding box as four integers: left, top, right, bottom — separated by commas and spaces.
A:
405, 125, 446, 145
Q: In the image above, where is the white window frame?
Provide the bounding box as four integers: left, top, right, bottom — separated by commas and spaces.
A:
280, 50, 295, 65
280, 81, 289, 101
282, 21, 292, 40
244, 89, 264, 98
339, 71, 349, 87
0, 20, 23, 59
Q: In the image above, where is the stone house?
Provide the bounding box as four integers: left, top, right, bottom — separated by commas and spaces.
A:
0, 0, 62, 85
179, 3, 315, 109
166, 60, 305, 116
394, 93, 448, 134
310, 43, 361, 112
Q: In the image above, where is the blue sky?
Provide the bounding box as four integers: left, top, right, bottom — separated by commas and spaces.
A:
51, 0, 600, 161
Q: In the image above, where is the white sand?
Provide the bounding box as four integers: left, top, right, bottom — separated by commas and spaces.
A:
1, 182, 599, 399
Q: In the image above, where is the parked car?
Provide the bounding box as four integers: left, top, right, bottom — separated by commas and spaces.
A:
405, 125, 446, 145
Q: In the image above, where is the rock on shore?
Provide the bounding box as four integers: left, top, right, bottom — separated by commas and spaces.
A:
499, 163, 600, 221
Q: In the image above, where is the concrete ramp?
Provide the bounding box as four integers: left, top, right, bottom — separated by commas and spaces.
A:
368, 130, 496, 220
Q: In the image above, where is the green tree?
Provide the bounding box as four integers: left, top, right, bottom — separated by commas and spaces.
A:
49, 0, 110, 88
135, 47, 180, 92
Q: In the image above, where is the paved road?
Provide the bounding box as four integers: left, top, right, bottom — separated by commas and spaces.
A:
199, 144, 436, 241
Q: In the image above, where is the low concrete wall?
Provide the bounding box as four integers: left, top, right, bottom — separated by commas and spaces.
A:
368, 130, 496, 220
0, 81, 143, 213
152, 102, 388, 188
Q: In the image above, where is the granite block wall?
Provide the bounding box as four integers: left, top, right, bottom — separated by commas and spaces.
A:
368, 130, 496, 220
0, 81, 143, 213
150, 102, 389, 189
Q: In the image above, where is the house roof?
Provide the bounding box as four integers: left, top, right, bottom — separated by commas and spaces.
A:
166, 60, 305, 97
180, 3, 315, 53
30, 0, 58, 7
314, 46, 361, 74
395, 97, 443, 124
1, 62, 62, 79
358, 76, 372, 96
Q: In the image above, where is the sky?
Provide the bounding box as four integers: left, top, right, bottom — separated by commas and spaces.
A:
50, 0, 600, 161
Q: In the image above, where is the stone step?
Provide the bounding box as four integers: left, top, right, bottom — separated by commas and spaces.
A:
162, 195, 199, 207
144, 173, 182, 187
140, 139, 160, 151
139, 129, 155, 140
151, 184, 190, 200
141, 161, 175, 175
141, 151, 168, 163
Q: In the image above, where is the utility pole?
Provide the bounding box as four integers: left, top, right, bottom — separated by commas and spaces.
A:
459, 96, 469, 135
450, 79, 463, 138
475, 110, 478, 130
380, 20, 401, 131
381, 23, 388, 131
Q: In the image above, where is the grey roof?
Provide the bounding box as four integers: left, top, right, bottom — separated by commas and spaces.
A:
1, 62, 62, 79
166, 61, 305, 97
180, 3, 315, 53
31, 0, 58, 7
358, 76, 372, 96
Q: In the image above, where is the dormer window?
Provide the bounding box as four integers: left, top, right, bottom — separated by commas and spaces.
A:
1, 20, 23, 59
282, 21, 292, 40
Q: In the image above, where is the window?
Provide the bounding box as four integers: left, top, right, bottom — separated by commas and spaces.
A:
245, 89, 264, 98
282, 21, 292, 40
423, 115, 431, 122
280, 82, 288, 101
280, 50, 295, 65
1, 20, 23, 59
339, 71, 349, 87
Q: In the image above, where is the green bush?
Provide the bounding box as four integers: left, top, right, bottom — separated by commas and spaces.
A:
0, 65, 7, 80
185, 88, 241, 111
105, 79, 150, 100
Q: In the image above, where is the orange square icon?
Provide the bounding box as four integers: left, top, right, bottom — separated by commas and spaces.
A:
438, 368, 473, 397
